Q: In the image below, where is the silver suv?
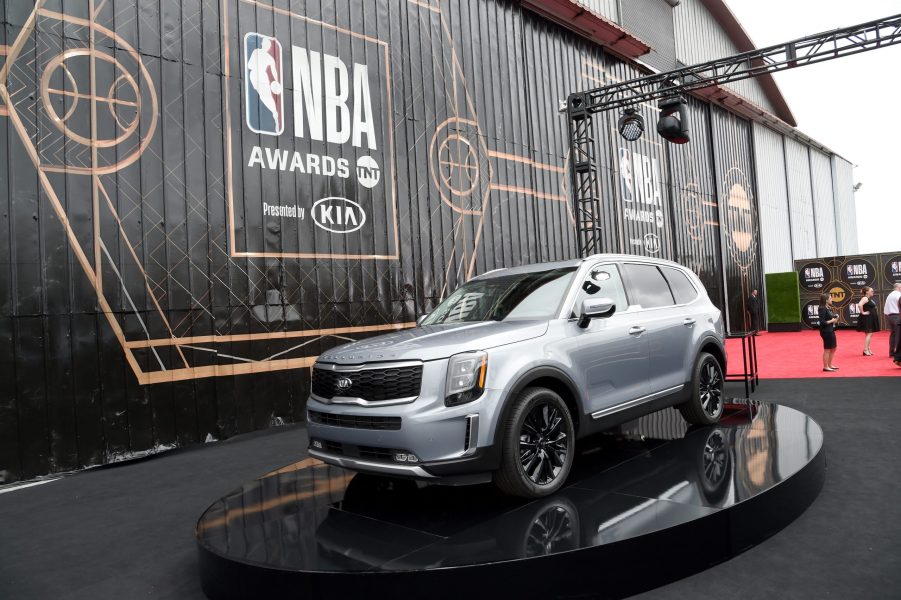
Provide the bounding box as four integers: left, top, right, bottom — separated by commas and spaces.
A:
307, 255, 726, 498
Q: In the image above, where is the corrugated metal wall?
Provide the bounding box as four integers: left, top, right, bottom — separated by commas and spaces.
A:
752, 123, 793, 273
672, 0, 776, 115
832, 157, 858, 254
668, 98, 725, 309
575, 0, 619, 22
0, 0, 587, 482
0, 0, 857, 482
621, 0, 676, 72
810, 149, 838, 257
604, 58, 676, 261
784, 137, 817, 260
710, 107, 763, 332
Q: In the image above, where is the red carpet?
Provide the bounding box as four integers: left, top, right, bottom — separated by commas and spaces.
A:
725, 330, 901, 379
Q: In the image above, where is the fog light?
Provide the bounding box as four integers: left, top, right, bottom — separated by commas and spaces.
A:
395, 453, 418, 463
312, 439, 323, 449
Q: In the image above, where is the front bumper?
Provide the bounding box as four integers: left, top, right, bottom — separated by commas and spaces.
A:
305, 359, 504, 479
308, 448, 437, 478
307, 445, 500, 483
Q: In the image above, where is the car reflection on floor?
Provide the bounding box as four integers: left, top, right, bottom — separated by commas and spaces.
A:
196, 399, 822, 574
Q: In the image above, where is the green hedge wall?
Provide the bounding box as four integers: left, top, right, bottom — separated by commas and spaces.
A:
765, 272, 801, 323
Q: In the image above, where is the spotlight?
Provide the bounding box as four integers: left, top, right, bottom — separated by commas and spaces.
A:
657, 95, 689, 144
617, 108, 644, 142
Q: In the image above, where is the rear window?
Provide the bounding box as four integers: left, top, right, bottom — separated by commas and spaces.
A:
622, 263, 674, 309
661, 267, 698, 304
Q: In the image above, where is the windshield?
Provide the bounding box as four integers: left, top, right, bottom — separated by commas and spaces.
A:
422, 267, 577, 325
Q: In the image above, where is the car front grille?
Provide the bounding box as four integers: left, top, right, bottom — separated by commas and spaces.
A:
312, 364, 423, 402
308, 410, 401, 431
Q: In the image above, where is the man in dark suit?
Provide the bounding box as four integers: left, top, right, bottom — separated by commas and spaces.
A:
747, 289, 761, 334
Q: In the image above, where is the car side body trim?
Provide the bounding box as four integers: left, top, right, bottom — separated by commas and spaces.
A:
590, 384, 685, 419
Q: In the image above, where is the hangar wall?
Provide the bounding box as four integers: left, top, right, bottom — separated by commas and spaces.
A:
672, 0, 776, 115
750, 123, 858, 273
832, 157, 859, 255
0, 0, 853, 483
752, 123, 793, 274
784, 137, 818, 261
810, 150, 838, 257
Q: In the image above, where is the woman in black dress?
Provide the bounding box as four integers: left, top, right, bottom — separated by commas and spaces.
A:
893, 295, 901, 367
818, 293, 839, 372
856, 285, 879, 356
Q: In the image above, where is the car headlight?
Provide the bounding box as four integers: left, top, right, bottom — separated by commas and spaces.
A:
445, 351, 487, 407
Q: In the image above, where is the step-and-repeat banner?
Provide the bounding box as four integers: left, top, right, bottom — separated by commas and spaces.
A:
796, 253, 901, 329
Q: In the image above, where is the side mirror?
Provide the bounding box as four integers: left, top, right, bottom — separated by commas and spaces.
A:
416, 315, 428, 327
578, 298, 616, 328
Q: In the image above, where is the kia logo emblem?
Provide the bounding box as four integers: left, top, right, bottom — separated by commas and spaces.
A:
312, 197, 366, 234
335, 376, 353, 391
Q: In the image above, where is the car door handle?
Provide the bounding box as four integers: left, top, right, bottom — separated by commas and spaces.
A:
628, 326, 646, 336
683, 318, 696, 327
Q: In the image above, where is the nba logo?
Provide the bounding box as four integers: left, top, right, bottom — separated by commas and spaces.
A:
893, 261, 900, 275
619, 148, 634, 202
244, 33, 284, 136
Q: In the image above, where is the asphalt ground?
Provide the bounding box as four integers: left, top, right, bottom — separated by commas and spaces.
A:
1, 376, 898, 599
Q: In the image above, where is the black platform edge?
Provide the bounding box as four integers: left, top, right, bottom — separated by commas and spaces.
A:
767, 322, 802, 332
197, 443, 825, 600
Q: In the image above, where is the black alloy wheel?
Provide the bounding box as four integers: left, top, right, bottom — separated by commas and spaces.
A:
495, 387, 575, 498
679, 352, 725, 425
699, 360, 723, 418
520, 403, 569, 485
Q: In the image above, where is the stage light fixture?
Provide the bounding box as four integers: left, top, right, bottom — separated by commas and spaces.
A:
657, 95, 690, 144
617, 108, 644, 142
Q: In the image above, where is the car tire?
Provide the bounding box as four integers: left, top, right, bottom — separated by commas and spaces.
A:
494, 387, 575, 498
678, 352, 725, 425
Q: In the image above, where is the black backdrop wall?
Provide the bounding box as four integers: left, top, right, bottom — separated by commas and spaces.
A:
0, 0, 763, 482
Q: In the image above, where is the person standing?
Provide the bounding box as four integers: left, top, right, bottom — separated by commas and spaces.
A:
884, 283, 901, 357
747, 289, 761, 334
893, 295, 901, 367
818, 292, 839, 372
856, 286, 879, 356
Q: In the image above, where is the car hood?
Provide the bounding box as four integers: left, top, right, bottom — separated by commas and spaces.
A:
318, 320, 550, 364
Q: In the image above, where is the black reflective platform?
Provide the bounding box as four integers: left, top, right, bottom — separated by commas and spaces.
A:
196, 400, 825, 599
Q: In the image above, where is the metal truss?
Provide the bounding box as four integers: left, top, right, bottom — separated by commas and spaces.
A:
566, 13, 901, 257
567, 108, 605, 257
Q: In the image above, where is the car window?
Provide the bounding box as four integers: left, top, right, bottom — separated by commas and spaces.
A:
660, 267, 698, 304
504, 273, 574, 320
422, 267, 577, 324
622, 263, 675, 309
571, 264, 629, 317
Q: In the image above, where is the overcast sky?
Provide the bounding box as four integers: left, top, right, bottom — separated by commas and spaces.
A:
724, 0, 901, 255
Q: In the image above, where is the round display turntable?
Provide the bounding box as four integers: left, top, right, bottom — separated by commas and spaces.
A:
196, 400, 825, 599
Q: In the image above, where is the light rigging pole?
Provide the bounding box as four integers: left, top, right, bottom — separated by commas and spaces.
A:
567, 13, 901, 258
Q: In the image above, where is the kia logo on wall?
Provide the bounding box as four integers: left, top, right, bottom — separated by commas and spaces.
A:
312, 197, 367, 233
